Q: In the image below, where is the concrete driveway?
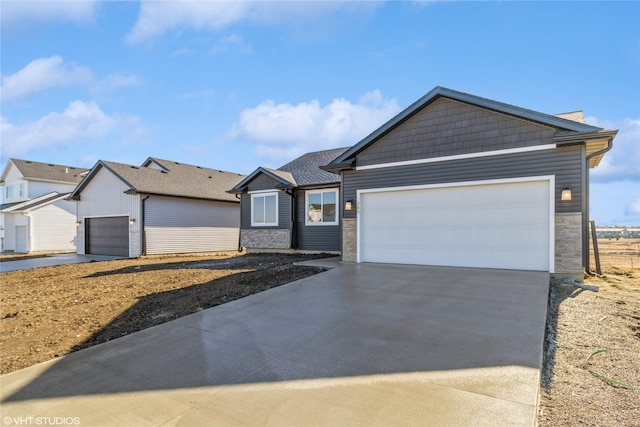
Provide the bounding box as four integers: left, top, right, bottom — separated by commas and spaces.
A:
0, 253, 123, 272
0, 263, 549, 426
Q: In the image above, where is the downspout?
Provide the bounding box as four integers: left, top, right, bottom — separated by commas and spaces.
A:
141, 194, 150, 256
235, 194, 243, 252
286, 189, 296, 249
584, 139, 614, 275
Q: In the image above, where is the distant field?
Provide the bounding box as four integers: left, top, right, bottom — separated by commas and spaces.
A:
589, 237, 639, 271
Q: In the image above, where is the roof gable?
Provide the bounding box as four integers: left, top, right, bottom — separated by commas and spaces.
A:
0, 192, 69, 212
1, 159, 88, 184
71, 158, 245, 203
229, 147, 348, 193
329, 86, 608, 166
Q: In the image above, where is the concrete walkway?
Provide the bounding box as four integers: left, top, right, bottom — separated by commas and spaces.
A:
0, 253, 123, 272
0, 263, 549, 426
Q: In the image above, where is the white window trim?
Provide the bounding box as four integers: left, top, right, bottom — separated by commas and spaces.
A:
356, 144, 557, 171
305, 188, 339, 226
251, 192, 279, 227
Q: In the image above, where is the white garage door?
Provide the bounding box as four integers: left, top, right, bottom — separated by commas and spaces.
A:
359, 179, 552, 271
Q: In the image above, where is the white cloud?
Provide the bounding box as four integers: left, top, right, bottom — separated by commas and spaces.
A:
588, 117, 640, 183
126, 0, 379, 44
1, 101, 145, 158
91, 73, 141, 95
229, 90, 400, 163
1, 56, 92, 102
1, 1, 99, 33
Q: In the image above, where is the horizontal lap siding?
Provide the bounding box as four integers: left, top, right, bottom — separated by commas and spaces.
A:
145, 196, 239, 254
30, 200, 77, 252
295, 189, 340, 252
343, 146, 584, 219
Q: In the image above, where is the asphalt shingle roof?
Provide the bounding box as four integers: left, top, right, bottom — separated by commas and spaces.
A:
2, 159, 88, 184
277, 147, 348, 186
74, 158, 245, 203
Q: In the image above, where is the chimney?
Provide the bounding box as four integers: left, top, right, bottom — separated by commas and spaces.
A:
555, 110, 585, 123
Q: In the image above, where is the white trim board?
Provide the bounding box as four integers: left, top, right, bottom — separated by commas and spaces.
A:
356, 144, 557, 171
356, 175, 556, 272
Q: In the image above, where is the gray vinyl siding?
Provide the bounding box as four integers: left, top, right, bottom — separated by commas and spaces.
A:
357, 97, 557, 167
294, 188, 341, 252
240, 191, 292, 230
145, 195, 240, 254
343, 145, 584, 219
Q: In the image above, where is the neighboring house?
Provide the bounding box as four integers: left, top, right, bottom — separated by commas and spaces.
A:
69, 157, 245, 258
322, 86, 617, 279
0, 159, 89, 253
229, 148, 348, 253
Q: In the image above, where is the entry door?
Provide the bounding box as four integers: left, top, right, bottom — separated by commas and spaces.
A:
15, 226, 27, 253
359, 180, 551, 271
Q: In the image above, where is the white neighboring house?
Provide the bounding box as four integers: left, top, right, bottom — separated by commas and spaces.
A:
0, 159, 89, 253
69, 157, 246, 258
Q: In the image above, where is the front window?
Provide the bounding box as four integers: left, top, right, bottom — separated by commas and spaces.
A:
251, 192, 278, 226
19, 183, 24, 197
5, 185, 13, 200
306, 189, 338, 225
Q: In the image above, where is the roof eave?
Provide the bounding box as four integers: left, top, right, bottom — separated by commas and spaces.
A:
327, 86, 605, 166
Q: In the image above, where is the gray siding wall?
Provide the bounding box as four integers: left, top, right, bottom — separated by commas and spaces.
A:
343, 145, 584, 219
294, 188, 341, 252
145, 195, 240, 255
240, 191, 292, 230
357, 97, 557, 166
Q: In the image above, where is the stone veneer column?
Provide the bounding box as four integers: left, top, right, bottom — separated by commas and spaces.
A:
342, 218, 357, 262
555, 213, 583, 280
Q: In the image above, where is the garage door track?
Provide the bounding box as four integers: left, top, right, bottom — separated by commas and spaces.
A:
1, 263, 549, 426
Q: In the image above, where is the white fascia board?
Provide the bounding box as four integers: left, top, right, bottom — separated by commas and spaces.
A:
356, 144, 557, 171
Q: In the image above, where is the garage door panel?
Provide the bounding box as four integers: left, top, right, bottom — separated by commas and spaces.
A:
86, 217, 129, 257
359, 180, 551, 271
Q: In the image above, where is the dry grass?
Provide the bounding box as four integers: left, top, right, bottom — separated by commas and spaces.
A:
538, 238, 640, 426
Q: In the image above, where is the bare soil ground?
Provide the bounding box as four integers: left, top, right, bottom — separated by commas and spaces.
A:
0, 252, 330, 375
538, 238, 640, 427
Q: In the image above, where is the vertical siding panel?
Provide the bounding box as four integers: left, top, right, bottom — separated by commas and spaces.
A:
76, 168, 140, 256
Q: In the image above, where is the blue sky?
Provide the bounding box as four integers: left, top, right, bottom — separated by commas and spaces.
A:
1, 0, 639, 226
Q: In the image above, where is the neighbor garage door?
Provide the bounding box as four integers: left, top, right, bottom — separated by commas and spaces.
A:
86, 217, 129, 257
359, 179, 552, 271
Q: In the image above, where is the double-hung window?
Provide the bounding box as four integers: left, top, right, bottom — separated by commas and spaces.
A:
306, 189, 339, 225
19, 183, 24, 198
251, 192, 278, 226
5, 185, 13, 200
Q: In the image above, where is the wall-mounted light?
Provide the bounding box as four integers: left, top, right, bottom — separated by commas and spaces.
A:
129, 218, 136, 225
76, 220, 82, 227
345, 200, 354, 211
561, 188, 572, 201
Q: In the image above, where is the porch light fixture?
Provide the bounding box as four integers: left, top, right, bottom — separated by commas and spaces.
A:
76, 220, 81, 227
129, 218, 136, 225
561, 188, 572, 201
345, 200, 354, 211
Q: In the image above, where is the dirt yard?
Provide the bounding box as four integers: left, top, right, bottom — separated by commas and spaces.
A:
0, 252, 329, 375
538, 238, 640, 426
